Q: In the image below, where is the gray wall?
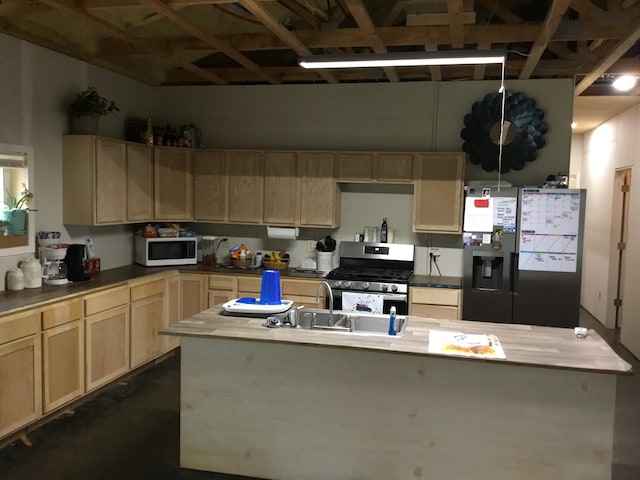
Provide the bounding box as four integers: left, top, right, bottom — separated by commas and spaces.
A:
0, 32, 574, 289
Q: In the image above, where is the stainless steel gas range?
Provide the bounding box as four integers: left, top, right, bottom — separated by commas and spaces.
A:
324, 241, 415, 314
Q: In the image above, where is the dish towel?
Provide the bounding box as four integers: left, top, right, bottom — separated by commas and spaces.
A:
341, 292, 384, 314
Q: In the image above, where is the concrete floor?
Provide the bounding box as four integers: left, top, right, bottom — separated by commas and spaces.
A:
0, 308, 638, 480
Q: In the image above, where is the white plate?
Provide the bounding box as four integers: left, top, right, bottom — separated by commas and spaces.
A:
222, 298, 293, 315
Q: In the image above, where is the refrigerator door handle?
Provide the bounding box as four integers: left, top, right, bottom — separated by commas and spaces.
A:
510, 253, 519, 294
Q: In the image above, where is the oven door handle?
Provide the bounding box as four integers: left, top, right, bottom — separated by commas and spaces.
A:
335, 292, 407, 302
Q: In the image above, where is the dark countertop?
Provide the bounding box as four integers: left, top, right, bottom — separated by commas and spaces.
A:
409, 275, 461, 289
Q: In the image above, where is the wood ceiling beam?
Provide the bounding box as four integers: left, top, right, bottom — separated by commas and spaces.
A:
139, 0, 280, 84
383, 1, 405, 26
575, 17, 640, 95
237, 0, 338, 83
277, 0, 327, 28
447, 0, 464, 48
519, 0, 573, 79
425, 43, 442, 81
344, 0, 399, 82
39, 0, 228, 84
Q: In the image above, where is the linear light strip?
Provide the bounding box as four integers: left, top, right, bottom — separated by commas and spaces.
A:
299, 50, 505, 69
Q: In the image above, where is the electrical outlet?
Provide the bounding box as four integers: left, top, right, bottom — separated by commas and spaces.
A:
307, 240, 316, 252
430, 249, 440, 257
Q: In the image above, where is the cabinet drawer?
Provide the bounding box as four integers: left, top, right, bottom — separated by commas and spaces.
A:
0, 310, 40, 344
410, 303, 459, 320
209, 275, 237, 291
237, 277, 262, 294
42, 299, 83, 330
84, 286, 129, 316
130, 278, 165, 302
410, 287, 460, 306
281, 279, 322, 297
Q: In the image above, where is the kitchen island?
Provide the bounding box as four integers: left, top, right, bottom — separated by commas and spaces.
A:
163, 309, 631, 480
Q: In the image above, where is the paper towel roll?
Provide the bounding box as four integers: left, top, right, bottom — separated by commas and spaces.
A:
267, 226, 299, 239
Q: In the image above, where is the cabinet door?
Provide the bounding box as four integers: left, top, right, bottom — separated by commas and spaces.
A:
180, 274, 207, 320
95, 138, 127, 224
376, 153, 413, 183
228, 151, 263, 223
85, 305, 130, 392
130, 293, 165, 368
0, 335, 42, 438
337, 153, 374, 182
409, 287, 460, 320
164, 274, 181, 352
42, 320, 84, 413
126, 143, 154, 222
263, 151, 298, 225
281, 278, 324, 308
154, 147, 192, 220
208, 275, 238, 308
193, 149, 228, 221
299, 152, 339, 227
413, 153, 465, 233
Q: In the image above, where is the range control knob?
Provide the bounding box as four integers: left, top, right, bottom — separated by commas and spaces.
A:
391, 284, 398, 292
344, 281, 352, 288
380, 284, 388, 292
362, 282, 370, 290
334, 280, 342, 288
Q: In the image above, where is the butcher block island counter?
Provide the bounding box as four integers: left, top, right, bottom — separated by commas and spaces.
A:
163, 308, 631, 480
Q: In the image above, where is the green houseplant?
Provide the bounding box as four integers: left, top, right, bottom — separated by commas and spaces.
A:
2, 184, 33, 236
68, 86, 119, 134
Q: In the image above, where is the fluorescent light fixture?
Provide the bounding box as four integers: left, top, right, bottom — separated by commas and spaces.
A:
612, 75, 637, 92
299, 50, 505, 69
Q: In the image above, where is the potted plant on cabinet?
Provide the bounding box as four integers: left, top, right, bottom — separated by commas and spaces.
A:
2, 184, 33, 236
68, 86, 119, 135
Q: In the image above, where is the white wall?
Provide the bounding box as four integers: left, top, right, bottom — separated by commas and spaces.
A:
0, 32, 574, 289
577, 104, 640, 358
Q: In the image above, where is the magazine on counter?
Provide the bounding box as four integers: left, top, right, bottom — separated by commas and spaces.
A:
428, 330, 506, 359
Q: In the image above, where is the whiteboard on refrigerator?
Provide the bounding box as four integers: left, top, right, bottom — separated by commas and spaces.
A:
518, 189, 581, 272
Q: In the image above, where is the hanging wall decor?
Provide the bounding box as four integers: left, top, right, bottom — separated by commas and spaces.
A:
460, 90, 547, 173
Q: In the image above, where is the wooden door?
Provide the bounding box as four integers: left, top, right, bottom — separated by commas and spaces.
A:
154, 147, 192, 220
376, 153, 413, 183
126, 143, 154, 222
299, 152, 339, 227
193, 149, 228, 221
130, 294, 165, 368
95, 138, 127, 224
42, 320, 84, 413
208, 275, 237, 308
413, 153, 465, 233
263, 151, 298, 225
337, 153, 374, 182
228, 151, 263, 223
164, 274, 181, 352
180, 274, 207, 320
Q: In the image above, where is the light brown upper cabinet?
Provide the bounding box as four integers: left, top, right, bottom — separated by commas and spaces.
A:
63, 136, 128, 225
228, 151, 263, 224
337, 152, 413, 183
299, 152, 340, 227
412, 153, 465, 234
126, 143, 154, 222
337, 153, 374, 182
154, 147, 193, 221
263, 151, 298, 225
376, 153, 413, 183
193, 149, 228, 222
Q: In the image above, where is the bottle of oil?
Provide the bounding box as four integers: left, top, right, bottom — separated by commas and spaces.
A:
144, 117, 154, 145
380, 217, 388, 243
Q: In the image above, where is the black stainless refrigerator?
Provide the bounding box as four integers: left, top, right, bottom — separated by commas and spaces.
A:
462, 185, 586, 328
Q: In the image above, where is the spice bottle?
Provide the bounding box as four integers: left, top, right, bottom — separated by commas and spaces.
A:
144, 117, 154, 145
380, 217, 388, 243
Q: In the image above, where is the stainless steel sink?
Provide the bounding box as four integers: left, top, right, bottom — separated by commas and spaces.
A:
295, 308, 408, 336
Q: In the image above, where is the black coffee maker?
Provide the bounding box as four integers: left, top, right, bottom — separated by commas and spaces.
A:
64, 244, 89, 282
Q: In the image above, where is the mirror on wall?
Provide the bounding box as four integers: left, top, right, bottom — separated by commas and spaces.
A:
0, 143, 35, 256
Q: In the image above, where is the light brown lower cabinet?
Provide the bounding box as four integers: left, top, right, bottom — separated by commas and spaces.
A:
236, 275, 324, 308
130, 293, 165, 369
84, 287, 130, 392
208, 275, 237, 308
180, 274, 207, 321
164, 273, 181, 352
409, 287, 461, 320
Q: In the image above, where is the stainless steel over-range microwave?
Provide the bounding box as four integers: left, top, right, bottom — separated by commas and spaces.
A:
135, 236, 197, 266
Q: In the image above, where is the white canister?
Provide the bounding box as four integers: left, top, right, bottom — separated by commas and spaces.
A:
20, 257, 43, 288
7, 268, 25, 291
317, 251, 334, 273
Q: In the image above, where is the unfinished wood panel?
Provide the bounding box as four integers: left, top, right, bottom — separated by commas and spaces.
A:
376, 153, 413, 182
281, 278, 323, 297
413, 153, 465, 233
42, 320, 84, 413
409, 287, 460, 306
180, 274, 207, 321
164, 273, 181, 352
154, 147, 192, 220
237, 276, 262, 295
63, 135, 96, 225
208, 275, 237, 291
95, 138, 127, 224
263, 151, 298, 225
130, 278, 165, 302
84, 286, 129, 316
337, 152, 374, 182
0, 309, 40, 344
193, 149, 227, 222
0, 334, 41, 438
130, 293, 165, 368
85, 304, 129, 392
228, 151, 263, 224
409, 303, 459, 320
299, 152, 339, 227
126, 143, 154, 222
41, 299, 83, 330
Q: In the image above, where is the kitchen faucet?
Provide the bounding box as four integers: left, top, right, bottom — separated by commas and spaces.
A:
315, 281, 334, 326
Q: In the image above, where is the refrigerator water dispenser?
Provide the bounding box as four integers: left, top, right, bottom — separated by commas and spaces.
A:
472, 252, 503, 291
